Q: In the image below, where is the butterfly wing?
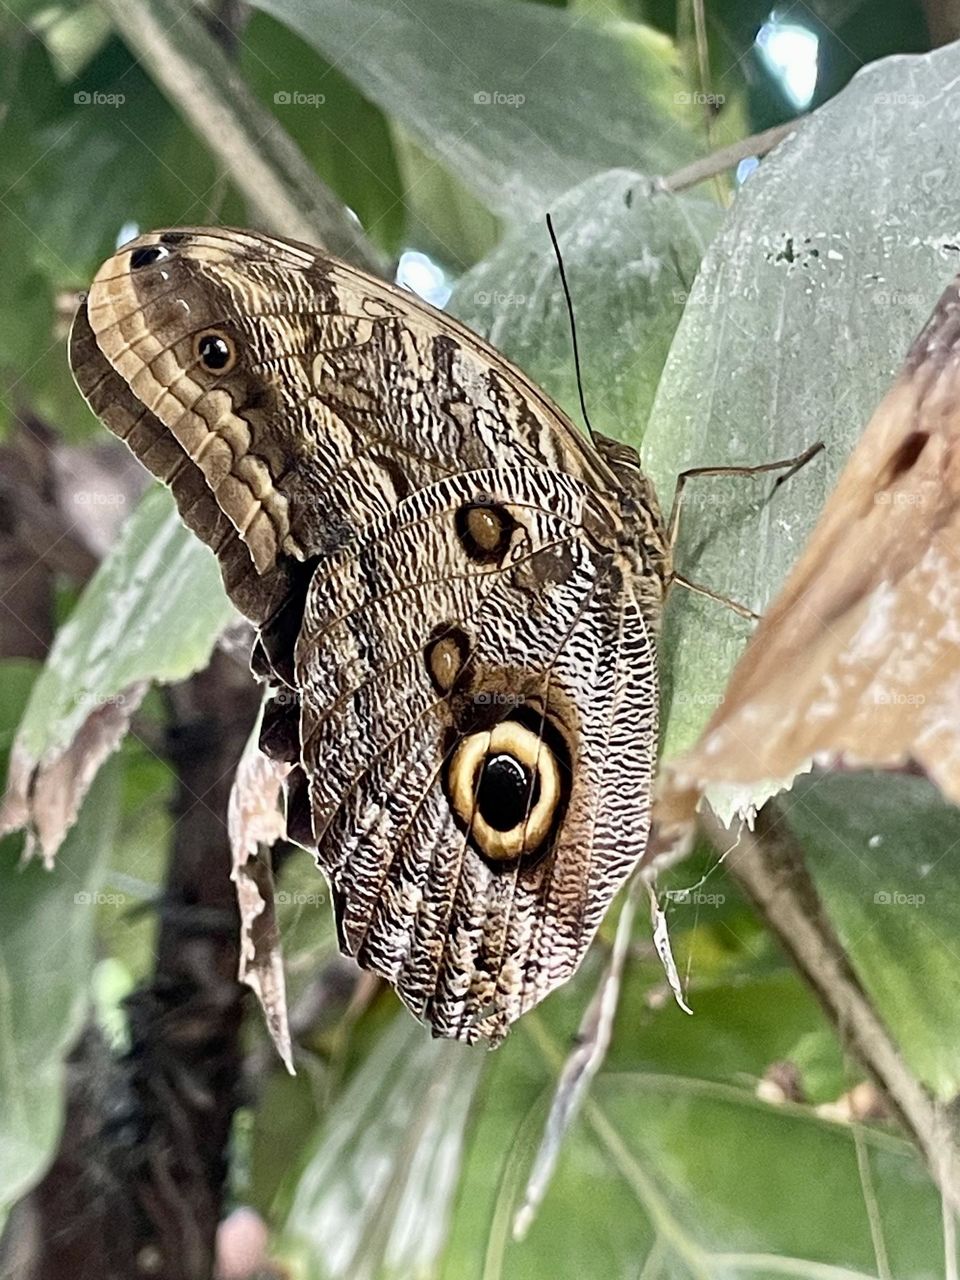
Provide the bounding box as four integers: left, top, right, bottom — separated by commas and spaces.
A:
69, 226, 616, 623
70, 227, 663, 1041
281, 466, 657, 1041
664, 273, 960, 808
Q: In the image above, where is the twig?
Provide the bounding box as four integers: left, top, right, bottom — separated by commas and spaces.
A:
703, 802, 960, 1215
96, 0, 387, 274
657, 118, 804, 194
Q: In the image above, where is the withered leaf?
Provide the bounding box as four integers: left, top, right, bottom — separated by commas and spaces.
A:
659, 272, 960, 824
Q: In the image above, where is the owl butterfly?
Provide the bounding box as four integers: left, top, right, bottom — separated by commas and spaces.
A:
659, 271, 960, 828
69, 227, 670, 1044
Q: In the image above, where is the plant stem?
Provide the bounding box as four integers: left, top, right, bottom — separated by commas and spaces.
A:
705, 801, 960, 1216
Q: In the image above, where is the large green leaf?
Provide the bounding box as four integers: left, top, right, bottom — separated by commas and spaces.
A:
643, 38, 960, 757
392, 126, 501, 273
578, 1077, 941, 1280
443, 964, 942, 1278
14, 487, 232, 764
451, 168, 721, 445
247, 0, 704, 222
239, 12, 405, 256
0, 762, 120, 1229
787, 772, 960, 1101
281, 1015, 485, 1279
4, 36, 224, 285
0, 31, 88, 437
1, 487, 233, 861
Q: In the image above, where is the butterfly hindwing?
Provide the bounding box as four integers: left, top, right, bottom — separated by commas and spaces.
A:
288, 467, 657, 1040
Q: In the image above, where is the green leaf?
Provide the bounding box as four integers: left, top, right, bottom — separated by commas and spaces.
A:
282, 1015, 485, 1279
787, 772, 960, 1101
574, 1076, 943, 1280
393, 126, 501, 273
450, 169, 721, 444
2, 487, 233, 862
0, 32, 82, 436
0, 761, 120, 1229
247, 0, 704, 221
239, 12, 405, 256
6, 38, 222, 285
643, 39, 960, 757
15, 486, 233, 765
440, 964, 943, 1278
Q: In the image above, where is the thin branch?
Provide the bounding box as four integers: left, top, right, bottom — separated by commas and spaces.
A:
97, 0, 387, 274
703, 802, 960, 1215
657, 118, 804, 194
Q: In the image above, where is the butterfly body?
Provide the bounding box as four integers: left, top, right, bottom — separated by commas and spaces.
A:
70, 227, 667, 1042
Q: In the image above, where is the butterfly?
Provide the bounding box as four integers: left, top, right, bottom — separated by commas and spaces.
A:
659, 269, 960, 824
69, 226, 673, 1044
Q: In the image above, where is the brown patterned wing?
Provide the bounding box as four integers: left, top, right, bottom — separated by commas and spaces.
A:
277, 466, 658, 1042
69, 227, 664, 1042
69, 226, 616, 624
663, 273, 960, 811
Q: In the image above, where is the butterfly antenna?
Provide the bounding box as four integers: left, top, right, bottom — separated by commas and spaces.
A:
546, 213, 600, 446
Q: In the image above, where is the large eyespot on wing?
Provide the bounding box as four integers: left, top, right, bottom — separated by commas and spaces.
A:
444, 716, 568, 863
659, 271, 960, 821
288, 466, 661, 1043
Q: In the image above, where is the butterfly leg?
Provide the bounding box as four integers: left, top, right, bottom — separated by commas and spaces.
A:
666, 441, 825, 549
671, 575, 760, 621
666, 442, 824, 619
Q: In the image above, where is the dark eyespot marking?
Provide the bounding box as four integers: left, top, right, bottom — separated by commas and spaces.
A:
445, 717, 567, 863
160, 231, 187, 245
130, 245, 170, 270
455, 502, 517, 564
476, 754, 540, 832
194, 330, 237, 373
424, 626, 470, 695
